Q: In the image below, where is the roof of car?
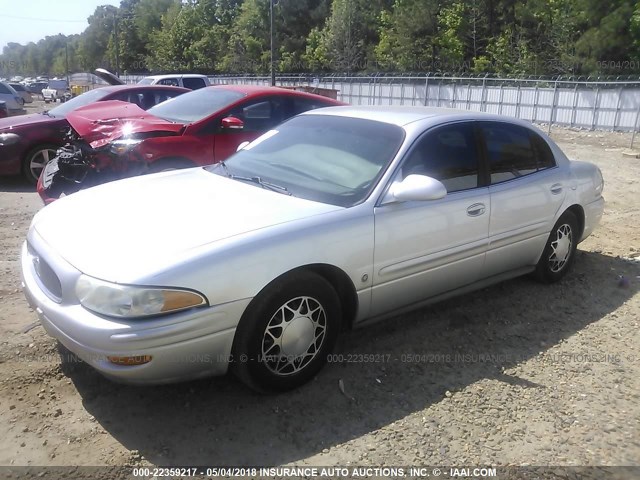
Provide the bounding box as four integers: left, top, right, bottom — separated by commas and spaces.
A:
143, 74, 209, 80
302, 105, 537, 128
211, 84, 344, 103
97, 84, 189, 92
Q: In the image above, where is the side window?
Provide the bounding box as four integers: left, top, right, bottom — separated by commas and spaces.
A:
183, 77, 206, 90
479, 123, 538, 184
531, 132, 557, 170
153, 91, 178, 106
227, 97, 285, 132
158, 78, 179, 86
401, 122, 479, 193
108, 92, 131, 103
0, 83, 13, 94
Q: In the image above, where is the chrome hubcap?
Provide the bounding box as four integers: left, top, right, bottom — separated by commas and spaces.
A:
548, 224, 572, 272
261, 296, 327, 376
30, 148, 57, 180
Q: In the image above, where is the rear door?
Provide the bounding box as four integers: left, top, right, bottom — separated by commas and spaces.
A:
479, 121, 566, 276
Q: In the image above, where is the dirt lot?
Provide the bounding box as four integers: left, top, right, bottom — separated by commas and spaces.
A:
0, 104, 638, 476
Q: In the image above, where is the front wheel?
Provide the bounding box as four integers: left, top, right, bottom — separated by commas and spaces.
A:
534, 211, 579, 283
231, 271, 341, 392
22, 144, 59, 184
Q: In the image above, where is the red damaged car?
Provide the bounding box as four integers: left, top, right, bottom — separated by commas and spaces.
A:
0, 85, 188, 184
38, 85, 344, 203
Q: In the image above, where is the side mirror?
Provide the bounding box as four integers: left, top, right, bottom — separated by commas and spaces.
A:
236, 141, 250, 152
221, 116, 244, 130
387, 174, 447, 203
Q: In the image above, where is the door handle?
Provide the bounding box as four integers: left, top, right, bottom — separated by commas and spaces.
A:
466, 203, 486, 216
550, 183, 563, 195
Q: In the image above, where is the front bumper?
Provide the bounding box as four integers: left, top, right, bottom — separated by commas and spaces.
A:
21, 236, 250, 385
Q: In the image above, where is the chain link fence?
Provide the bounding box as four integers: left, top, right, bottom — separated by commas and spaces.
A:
120, 73, 640, 146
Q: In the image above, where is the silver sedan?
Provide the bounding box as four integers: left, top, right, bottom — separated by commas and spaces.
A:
21, 107, 605, 391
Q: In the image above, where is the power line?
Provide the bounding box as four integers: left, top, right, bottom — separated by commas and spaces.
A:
0, 13, 86, 23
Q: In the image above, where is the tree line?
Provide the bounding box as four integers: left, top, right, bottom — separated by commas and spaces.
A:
2, 0, 640, 78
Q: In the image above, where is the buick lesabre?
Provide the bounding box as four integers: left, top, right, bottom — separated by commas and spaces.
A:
21, 107, 605, 391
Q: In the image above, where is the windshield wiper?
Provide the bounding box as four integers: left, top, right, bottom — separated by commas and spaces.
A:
216, 161, 291, 195
234, 175, 291, 195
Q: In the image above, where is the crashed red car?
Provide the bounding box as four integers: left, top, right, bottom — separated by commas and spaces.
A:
0, 85, 188, 183
37, 85, 344, 203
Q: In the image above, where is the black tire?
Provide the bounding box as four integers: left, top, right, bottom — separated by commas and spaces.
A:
231, 270, 342, 392
147, 158, 194, 174
534, 210, 579, 283
22, 144, 59, 185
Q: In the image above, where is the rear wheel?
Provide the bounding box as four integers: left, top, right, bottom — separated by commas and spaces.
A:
231, 271, 341, 392
22, 144, 59, 184
534, 211, 579, 283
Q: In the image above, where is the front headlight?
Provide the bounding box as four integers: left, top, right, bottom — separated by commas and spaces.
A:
75, 275, 208, 318
0, 132, 20, 146
110, 138, 143, 156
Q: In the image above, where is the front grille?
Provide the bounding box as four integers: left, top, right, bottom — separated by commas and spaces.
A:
28, 242, 62, 300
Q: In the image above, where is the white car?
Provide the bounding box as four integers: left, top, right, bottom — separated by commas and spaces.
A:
21, 107, 604, 391
0, 81, 25, 113
137, 74, 210, 90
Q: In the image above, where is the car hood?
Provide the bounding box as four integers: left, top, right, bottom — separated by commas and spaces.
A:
32, 167, 342, 283
0, 113, 58, 131
66, 100, 184, 149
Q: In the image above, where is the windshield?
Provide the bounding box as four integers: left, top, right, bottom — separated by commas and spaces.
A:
147, 87, 245, 123
137, 78, 153, 85
207, 115, 405, 207
48, 88, 112, 117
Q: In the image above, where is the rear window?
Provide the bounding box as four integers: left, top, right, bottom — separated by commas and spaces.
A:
531, 132, 557, 170
479, 123, 539, 184
147, 87, 245, 123
182, 77, 207, 90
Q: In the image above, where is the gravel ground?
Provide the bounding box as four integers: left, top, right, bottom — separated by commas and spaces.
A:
0, 104, 638, 477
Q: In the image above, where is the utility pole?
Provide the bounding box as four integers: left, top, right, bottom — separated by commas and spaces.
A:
113, 12, 120, 76
270, 0, 275, 86
65, 43, 69, 84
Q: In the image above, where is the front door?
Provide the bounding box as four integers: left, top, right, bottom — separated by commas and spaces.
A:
371, 122, 490, 317
213, 96, 287, 161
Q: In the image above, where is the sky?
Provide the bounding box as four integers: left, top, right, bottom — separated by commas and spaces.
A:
0, 0, 121, 51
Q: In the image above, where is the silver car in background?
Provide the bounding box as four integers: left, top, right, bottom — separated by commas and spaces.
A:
21, 107, 604, 392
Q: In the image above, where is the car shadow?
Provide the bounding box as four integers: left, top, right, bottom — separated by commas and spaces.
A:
0, 176, 34, 193
60, 251, 638, 466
